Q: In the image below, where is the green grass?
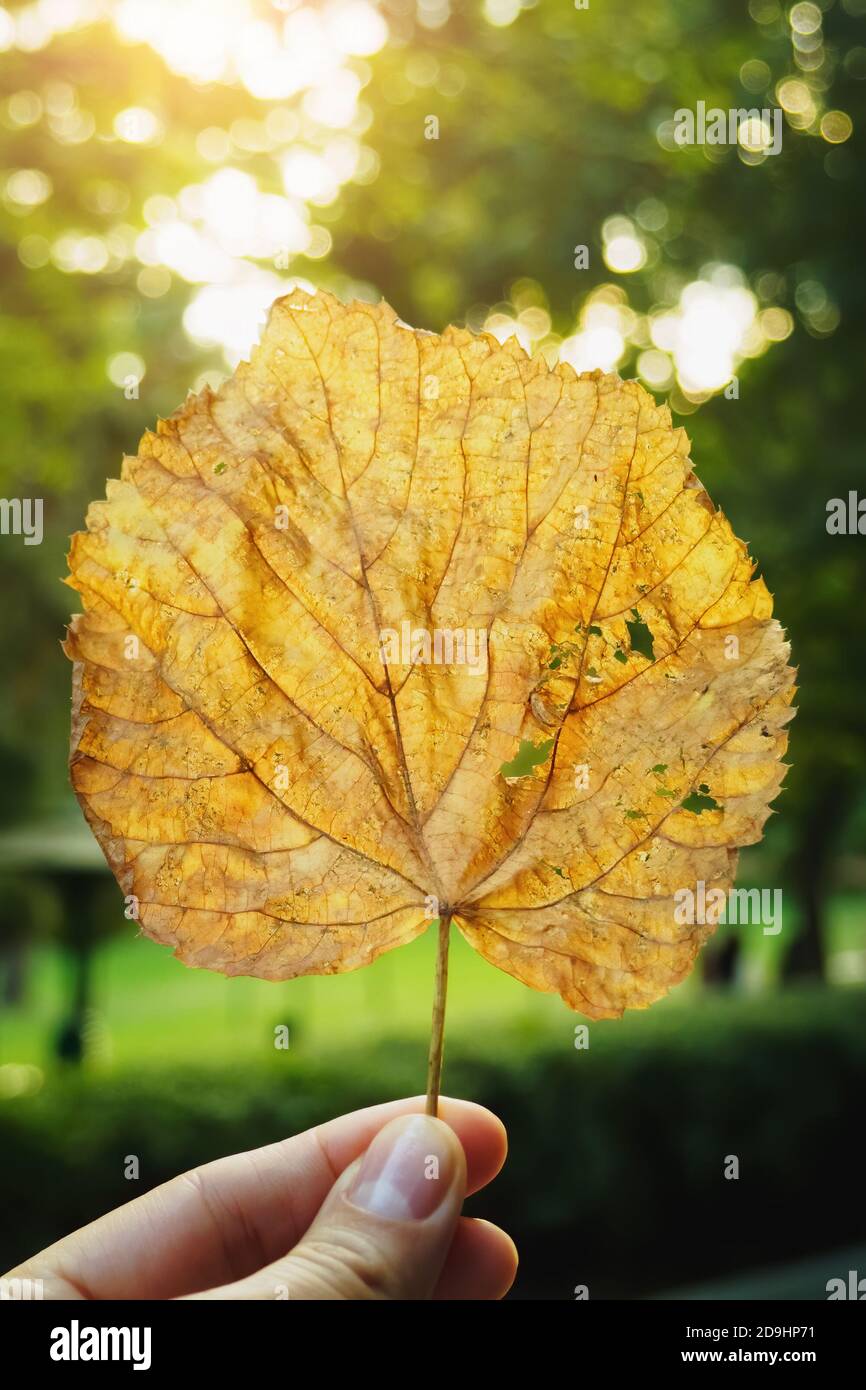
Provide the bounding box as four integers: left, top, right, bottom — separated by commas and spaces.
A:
1, 922, 576, 1071
1, 886, 863, 1074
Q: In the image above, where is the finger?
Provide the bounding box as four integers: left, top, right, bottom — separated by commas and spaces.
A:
191, 1114, 469, 1300
5, 1097, 506, 1300
432, 1218, 518, 1300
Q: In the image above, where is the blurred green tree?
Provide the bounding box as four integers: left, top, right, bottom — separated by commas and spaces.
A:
0, 0, 863, 988
336, 0, 866, 974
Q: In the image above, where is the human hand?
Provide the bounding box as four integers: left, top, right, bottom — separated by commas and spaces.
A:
4, 1096, 516, 1300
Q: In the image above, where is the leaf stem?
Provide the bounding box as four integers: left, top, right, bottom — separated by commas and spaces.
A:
425, 914, 451, 1117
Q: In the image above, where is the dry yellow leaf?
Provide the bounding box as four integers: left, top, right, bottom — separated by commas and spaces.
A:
64, 289, 795, 1021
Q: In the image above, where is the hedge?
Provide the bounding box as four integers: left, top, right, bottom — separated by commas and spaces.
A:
1, 986, 863, 1299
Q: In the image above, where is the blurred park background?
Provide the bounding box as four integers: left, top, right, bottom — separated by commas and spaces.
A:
1, 0, 864, 1299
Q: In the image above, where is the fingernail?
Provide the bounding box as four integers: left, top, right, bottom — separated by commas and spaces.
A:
347, 1115, 456, 1221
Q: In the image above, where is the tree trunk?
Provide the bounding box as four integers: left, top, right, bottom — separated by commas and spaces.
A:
785, 855, 825, 978
783, 781, 851, 981
703, 933, 741, 986
55, 940, 92, 1064
1, 940, 28, 1006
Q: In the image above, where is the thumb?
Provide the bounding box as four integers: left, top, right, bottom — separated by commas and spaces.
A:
197, 1114, 467, 1301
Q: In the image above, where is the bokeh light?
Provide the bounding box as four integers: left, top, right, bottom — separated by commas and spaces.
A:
821, 111, 853, 144
483, 0, 522, 26
0, 0, 389, 360
560, 289, 632, 374
0, 0, 805, 389
649, 269, 766, 396
106, 350, 145, 387
183, 273, 314, 363
602, 217, 647, 274
4, 167, 52, 208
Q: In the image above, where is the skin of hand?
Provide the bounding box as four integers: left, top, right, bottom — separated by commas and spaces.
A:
3, 1096, 517, 1301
